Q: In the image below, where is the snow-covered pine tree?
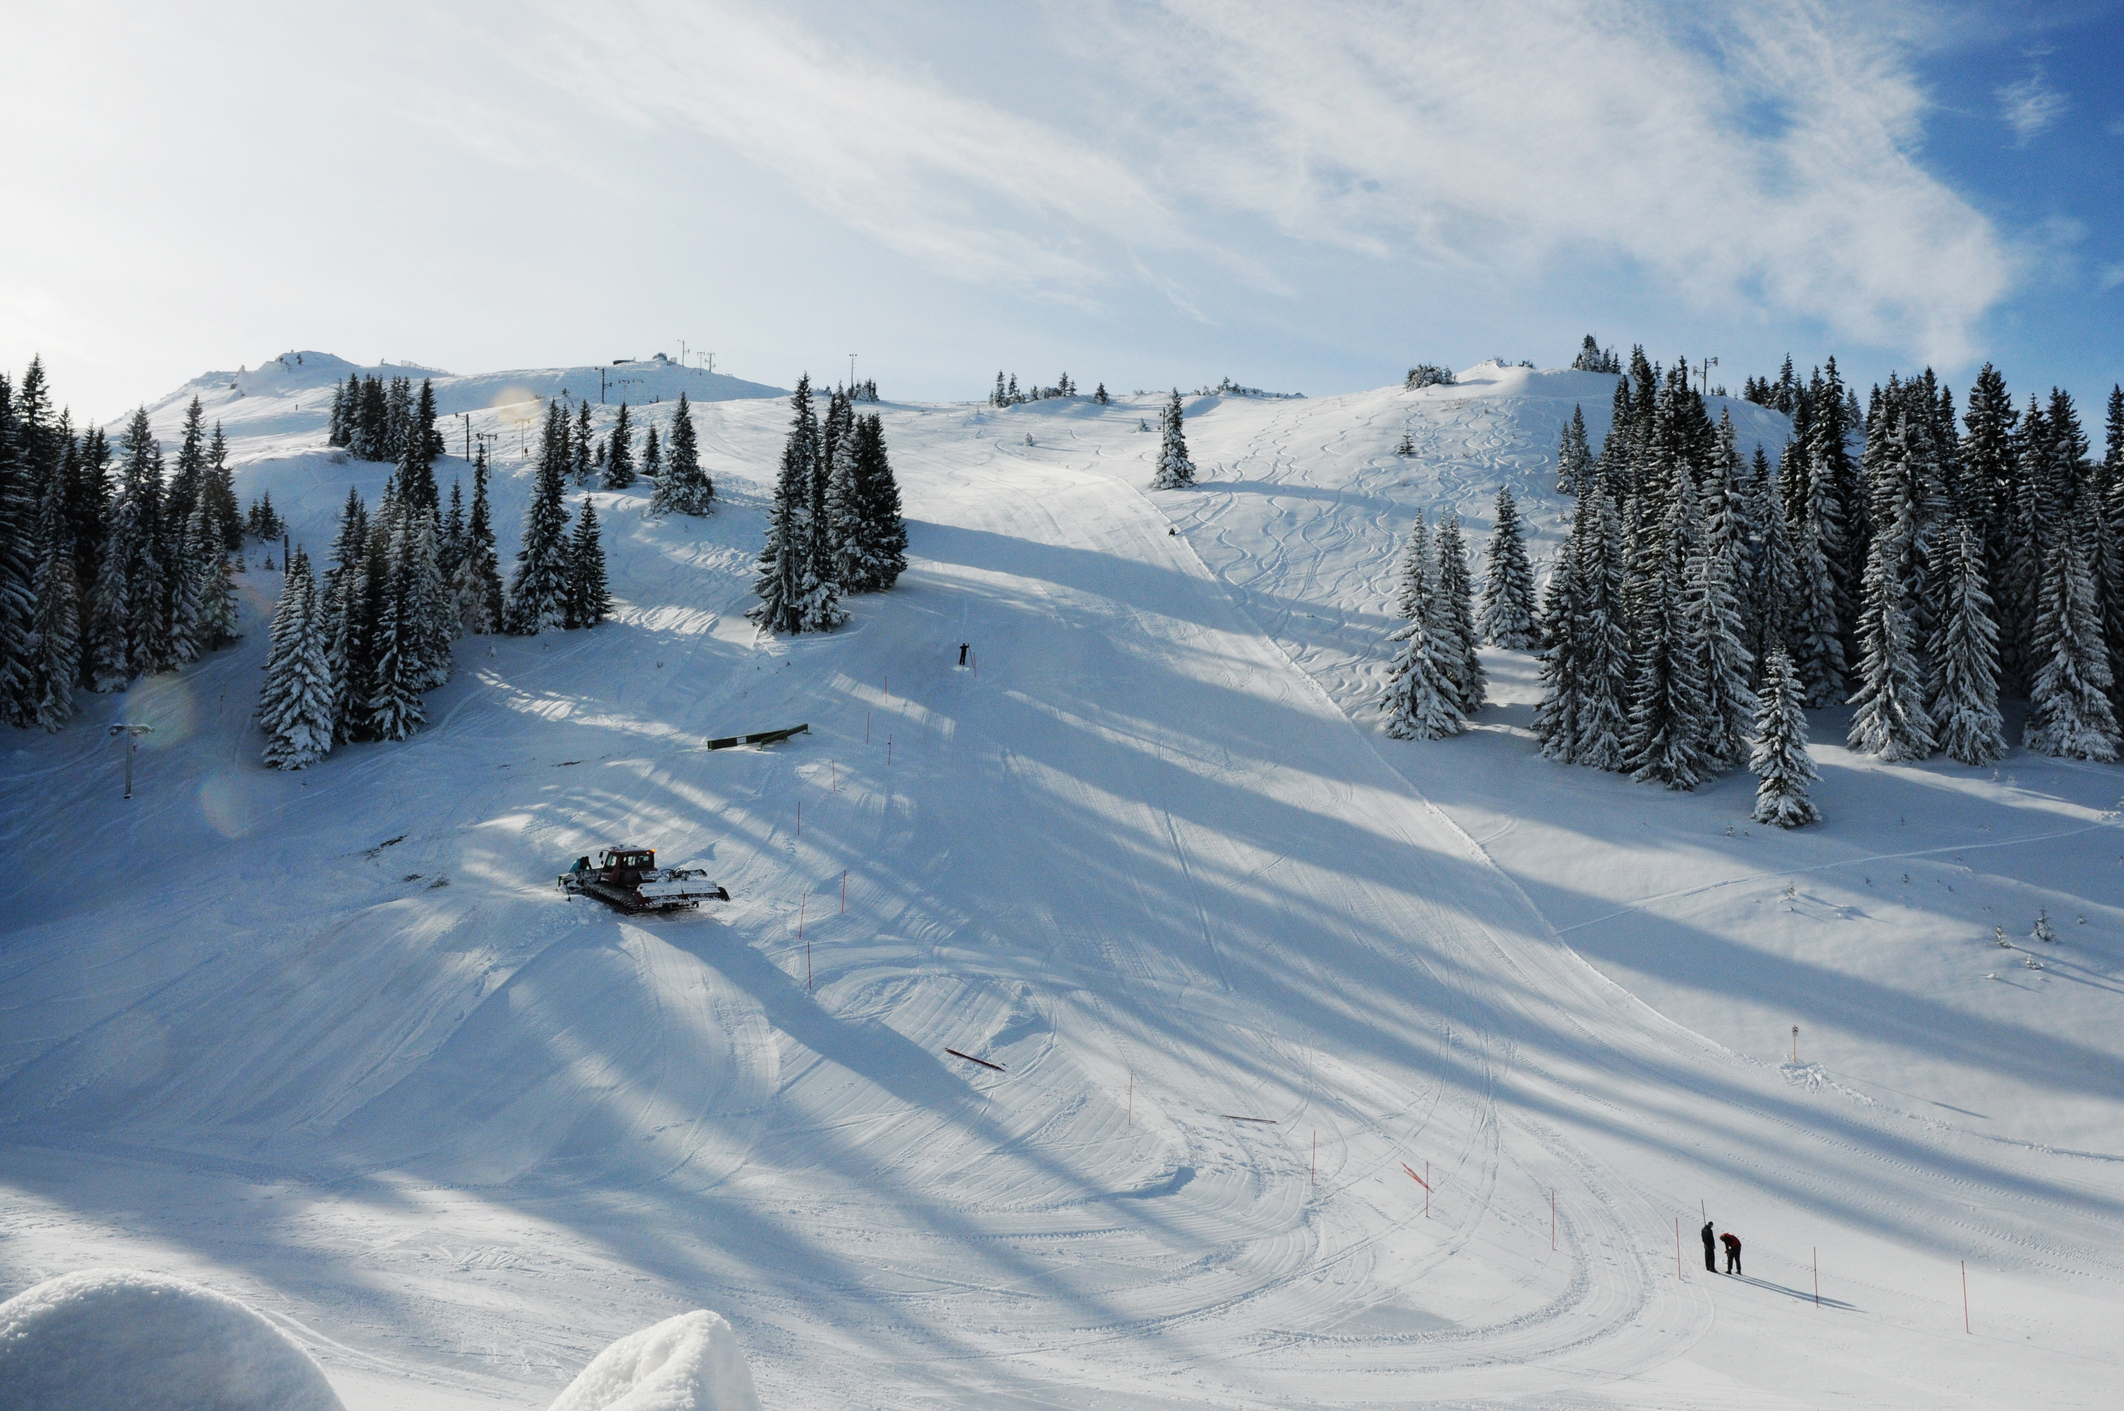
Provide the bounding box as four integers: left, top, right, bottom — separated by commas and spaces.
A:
1809, 357, 1863, 641
826, 413, 868, 594
1532, 516, 1585, 761
162, 511, 203, 670
1693, 449, 1755, 768
604, 403, 635, 489
751, 379, 816, 635
564, 497, 610, 630
1846, 405, 1938, 760
454, 447, 505, 633
418, 378, 445, 463
408, 507, 452, 690
640, 423, 662, 480
1555, 406, 1591, 494
1788, 483, 1848, 707
1151, 390, 1194, 489
1929, 519, 2006, 765
365, 513, 427, 742
1396, 511, 1433, 619
342, 505, 394, 740
2023, 391, 2120, 760
168, 396, 206, 536
25, 455, 79, 729
571, 401, 595, 486
1626, 469, 1715, 789
1742, 447, 1793, 676
439, 478, 466, 586
397, 382, 440, 516
1479, 486, 1538, 649
114, 408, 169, 679
1749, 646, 1821, 827
204, 422, 241, 552
856, 413, 908, 591
649, 393, 713, 515
258, 549, 334, 770
1380, 597, 1465, 740
321, 487, 368, 741
1571, 484, 1635, 771
383, 376, 413, 465
1095, 383, 1109, 405
1432, 513, 1486, 714
328, 378, 350, 448
187, 500, 239, 652
506, 402, 573, 634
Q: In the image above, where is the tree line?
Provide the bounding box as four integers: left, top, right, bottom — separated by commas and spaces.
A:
0, 362, 248, 732
1387, 345, 2124, 822
260, 386, 726, 767
751, 378, 908, 634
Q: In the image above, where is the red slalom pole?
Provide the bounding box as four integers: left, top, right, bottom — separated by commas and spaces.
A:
1962, 1261, 1970, 1333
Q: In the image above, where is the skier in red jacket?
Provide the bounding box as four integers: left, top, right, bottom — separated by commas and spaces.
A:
1720, 1231, 1742, 1275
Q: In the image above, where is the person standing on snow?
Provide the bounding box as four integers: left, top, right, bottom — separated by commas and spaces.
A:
1701, 1221, 1716, 1273
1720, 1231, 1742, 1275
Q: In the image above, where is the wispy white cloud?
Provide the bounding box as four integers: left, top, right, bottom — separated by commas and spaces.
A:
490, 0, 2012, 367
2099, 264, 2124, 294
1997, 68, 2069, 145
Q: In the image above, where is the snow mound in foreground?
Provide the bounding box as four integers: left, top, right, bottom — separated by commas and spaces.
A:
0, 1268, 344, 1411
550, 1310, 761, 1411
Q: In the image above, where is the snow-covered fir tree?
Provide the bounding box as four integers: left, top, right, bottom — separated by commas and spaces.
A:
1626, 469, 1715, 789
751, 377, 817, 635
2022, 393, 2119, 759
1693, 449, 1755, 769
115, 408, 169, 679
186, 500, 238, 652
1380, 593, 1465, 741
640, 423, 662, 480
1396, 511, 1433, 618
649, 393, 713, 515
604, 403, 635, 489
1929, 520, 2007, 765
1433, 513, 1486, 714
365, 513, 428, 743
854, 414, 908, 592
1478, 486, 1538, 649
1846, 478, 1938, 758
1554, 406, 1592, 494
564, 498, 610, 630
571, 401, 595, 486
506, 401, 573, 634
25, 458, 79, 730
1749, 647, 1821, 828
258, 549, 334, 770
455, 447, 505, 633
1532, 518, 1585, 761
1150, 390, 1194, 489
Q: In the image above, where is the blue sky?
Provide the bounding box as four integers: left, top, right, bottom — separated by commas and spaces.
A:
3, 1, 2119, 424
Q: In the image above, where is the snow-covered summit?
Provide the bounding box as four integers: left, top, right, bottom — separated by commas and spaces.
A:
128, 351, 786, 455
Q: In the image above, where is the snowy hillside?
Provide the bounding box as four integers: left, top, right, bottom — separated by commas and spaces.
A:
131, 349, 784, 460
2, 363, 2120, 1410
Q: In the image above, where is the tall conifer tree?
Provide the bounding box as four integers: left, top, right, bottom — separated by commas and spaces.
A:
1479, 486, 1538, 649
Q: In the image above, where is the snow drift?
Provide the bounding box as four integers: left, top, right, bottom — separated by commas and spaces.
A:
548, 1311, 761, 1411
0, 1268, 344, 1411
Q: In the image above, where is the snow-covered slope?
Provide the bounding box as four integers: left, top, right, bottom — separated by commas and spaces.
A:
1, 366, 2120, 1410
129, 350, 784, 459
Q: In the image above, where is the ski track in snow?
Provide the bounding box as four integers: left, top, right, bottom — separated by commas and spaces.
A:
0, 367, 2120, 1408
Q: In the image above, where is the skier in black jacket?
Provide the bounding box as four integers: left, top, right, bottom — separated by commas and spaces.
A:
1700, 1221, 1716, 1272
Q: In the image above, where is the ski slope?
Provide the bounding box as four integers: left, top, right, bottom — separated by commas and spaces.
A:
1, 365, 2120, 1409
